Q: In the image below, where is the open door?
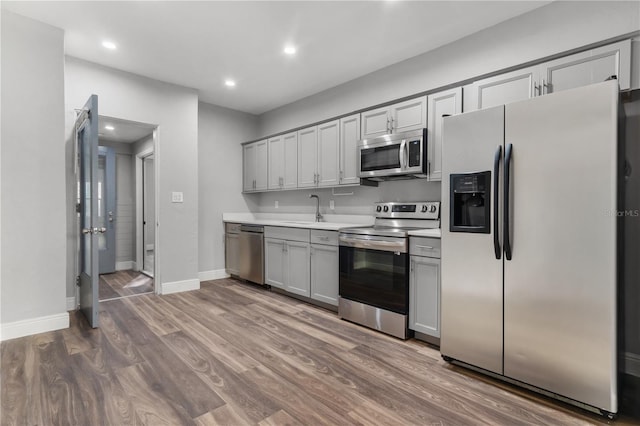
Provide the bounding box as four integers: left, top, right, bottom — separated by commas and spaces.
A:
76, 95, 101, 328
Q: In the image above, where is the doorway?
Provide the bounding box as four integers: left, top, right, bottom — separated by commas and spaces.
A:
97, 116, 157, 301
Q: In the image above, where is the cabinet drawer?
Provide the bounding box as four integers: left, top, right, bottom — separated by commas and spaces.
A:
225, 222, 242, 234
409, 237, 441, 258
310, 230, 338, 246
265, 226, 310, 242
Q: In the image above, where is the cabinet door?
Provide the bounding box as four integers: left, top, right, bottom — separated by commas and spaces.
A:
297, 127, 317, 188
225, 233, 240, 276
255, 139, 268, 191
339, 114, 360, 185
243, 143, 256, 192
268, 135, 284, 190
310, 243, 339, 306
391, 96, 427, 133
317, 120, 340, 187
361, 106, 390, 138
409, 256, 440, 337
466, 67, 537, 111
265, 238, 286, 289
285, 241, 310, 297
542, 40, 631, 94
427, 87, 462, 182
283, 132, 298, 189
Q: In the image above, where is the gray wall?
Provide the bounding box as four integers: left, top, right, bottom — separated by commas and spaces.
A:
258, 1, 640, 137
65, 57, 199, 296
198, 102, 259, 274
1, 11, 67, 324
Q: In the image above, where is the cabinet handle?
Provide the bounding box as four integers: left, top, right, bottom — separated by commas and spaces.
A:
318, 236, 329, 241
386, 117, 391, 134
410, 259, 414, 272
534, 82, 540, 97
415, 245, 435, 250
390, 117, 394, 133
542, 79, 548, 95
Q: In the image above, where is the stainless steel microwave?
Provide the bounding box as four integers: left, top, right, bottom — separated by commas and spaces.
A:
357, 128, 427, 180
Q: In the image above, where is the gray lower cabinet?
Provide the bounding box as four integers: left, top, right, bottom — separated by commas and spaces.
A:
409, 236, 441, 341
310, 243, 339, 306
265, 227, 338, 306
265, 226, 312, 297
224, 223, 241, 276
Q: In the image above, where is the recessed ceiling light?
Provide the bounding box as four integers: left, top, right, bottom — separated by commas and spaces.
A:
224, 79, 236, 88
104, 125, 115, 131
284, 45, 296, 55
102, 40, 117, 50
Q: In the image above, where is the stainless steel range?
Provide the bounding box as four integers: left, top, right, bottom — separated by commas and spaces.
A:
338, 201, 440, 339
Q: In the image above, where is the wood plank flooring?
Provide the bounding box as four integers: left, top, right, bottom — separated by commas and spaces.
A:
99, 270, 154, 301
1, 278, 636, 425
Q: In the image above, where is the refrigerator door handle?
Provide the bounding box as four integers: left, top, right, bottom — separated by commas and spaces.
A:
493, 145, 502, 259
504, 143, 513, 260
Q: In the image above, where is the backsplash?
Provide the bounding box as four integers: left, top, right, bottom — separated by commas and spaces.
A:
251, 179, 442, 216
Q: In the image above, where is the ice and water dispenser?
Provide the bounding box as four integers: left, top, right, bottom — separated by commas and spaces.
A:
450, 171, 491, 233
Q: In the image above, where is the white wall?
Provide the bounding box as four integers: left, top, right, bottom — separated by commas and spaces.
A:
1, 11, 68, 336
65, 57, 199, 296
198, 102, 258, 277
258, 1, 640, 136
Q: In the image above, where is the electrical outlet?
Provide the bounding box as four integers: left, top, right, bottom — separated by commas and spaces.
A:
330, 199, 335, 210
172, 192, 183, 203
275, 200, 279, 209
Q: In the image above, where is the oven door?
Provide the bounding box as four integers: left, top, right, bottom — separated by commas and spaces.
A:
358, 140, 404, 178
339, 234, 409, 314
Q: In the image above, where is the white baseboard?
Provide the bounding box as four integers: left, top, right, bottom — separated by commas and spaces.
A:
199, 269, 229, 282
66, 297, 77, 311
624, 352, 640, 377
116, 261, 134, 271
162, 278, 200, 295
1, 312, 69, 342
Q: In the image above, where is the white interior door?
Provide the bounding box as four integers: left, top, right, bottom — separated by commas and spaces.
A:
77, 94, 100, 328
143, 154, 155, 276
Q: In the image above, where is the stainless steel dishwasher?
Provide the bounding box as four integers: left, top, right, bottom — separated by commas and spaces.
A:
238, 224, 264, 284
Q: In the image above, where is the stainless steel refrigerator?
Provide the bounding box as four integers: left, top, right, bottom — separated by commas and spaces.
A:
440, 80, 619, 416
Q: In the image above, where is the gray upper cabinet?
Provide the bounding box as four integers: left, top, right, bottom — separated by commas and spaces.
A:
243, 140, 268, 192
427, 87, 462, 181
269, 133, 298, 190
542, 40, 631, 94
465, 67, 537, 112
317, 120, 340, 187
466, 40, 631, 111
339, 114, 360, 185
361, 96, 427, 138
297, 126, 317, 188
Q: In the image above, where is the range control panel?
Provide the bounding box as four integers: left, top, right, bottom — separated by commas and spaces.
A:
374, 202, 440, 219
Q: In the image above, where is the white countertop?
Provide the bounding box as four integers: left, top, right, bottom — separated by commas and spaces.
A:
223, 212, 374, 231
408, 228, 441, 238
223, 212, 441, 236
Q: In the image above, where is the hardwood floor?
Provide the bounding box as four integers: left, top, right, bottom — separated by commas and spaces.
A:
99, 270, 154, 301
1, 278, 636, 425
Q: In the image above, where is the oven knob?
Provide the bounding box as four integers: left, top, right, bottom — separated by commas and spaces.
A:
421, 205, 428, 213
429, 205, 437, 213
383, 206, 389, 212
376, 206, 382, 213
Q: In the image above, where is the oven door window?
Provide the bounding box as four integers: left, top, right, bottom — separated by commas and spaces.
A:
360, 144, 401, 172
339, 246, 408, 314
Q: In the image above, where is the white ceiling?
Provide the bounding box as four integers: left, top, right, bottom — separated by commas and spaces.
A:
98, 116, 155, 144
2, 1, 550, 115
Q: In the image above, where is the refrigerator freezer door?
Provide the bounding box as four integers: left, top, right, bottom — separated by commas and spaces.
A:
441, 106, 505, 375
503, 80, 618, 412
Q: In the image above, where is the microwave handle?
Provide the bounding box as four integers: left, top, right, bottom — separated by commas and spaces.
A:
399, 140, 406, 170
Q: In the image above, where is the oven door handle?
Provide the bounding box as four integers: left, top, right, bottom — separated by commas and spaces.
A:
339, 235, 407, 253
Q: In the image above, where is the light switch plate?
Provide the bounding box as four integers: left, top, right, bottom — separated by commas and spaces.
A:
330, 200, 335, 210
172, 192, 184, 203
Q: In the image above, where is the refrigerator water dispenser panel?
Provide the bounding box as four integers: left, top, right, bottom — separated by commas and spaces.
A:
450, 171, 491, 233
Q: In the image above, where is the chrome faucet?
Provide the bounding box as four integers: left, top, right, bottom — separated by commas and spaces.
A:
309, 194, 323, 222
